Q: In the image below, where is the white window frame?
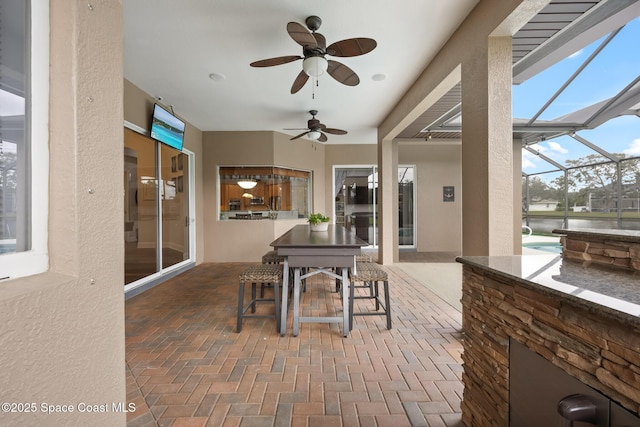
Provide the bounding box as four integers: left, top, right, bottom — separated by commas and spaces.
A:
0, 1, 49, 281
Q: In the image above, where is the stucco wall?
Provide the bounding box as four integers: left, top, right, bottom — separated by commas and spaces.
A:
399, 143, 462, 252
202, 131, 325, 262
0, 1, 126, 426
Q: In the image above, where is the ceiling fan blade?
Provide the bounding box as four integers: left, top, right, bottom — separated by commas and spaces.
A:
287, 22, 317, 47
327, 60, 360, 86
290, 70, 309, 94
323, 127, 347, 135
327, 38, 377, 57
290, 131, 309, 140
318, 133, 328, 143
313, 33, 327, 50
250, 55, 302, 67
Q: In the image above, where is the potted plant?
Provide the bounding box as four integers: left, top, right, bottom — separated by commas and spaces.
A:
308, 213, 330, 231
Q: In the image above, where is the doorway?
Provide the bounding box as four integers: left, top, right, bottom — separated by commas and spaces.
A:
124, 127, 194, 288
334, 165, 415, 248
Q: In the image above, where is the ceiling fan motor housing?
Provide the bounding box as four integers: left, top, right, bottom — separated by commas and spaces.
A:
308, 119, 321, 129
305, 16, 322, 32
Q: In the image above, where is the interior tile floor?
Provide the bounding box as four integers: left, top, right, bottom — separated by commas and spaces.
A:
126, 258, 464, 427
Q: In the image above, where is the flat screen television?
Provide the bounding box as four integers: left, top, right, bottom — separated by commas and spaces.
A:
150, 103, 185, 151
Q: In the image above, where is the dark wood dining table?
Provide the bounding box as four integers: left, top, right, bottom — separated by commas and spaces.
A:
270, 224, 368, 337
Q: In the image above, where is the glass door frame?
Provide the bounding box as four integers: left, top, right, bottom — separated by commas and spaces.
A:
332, 165, 377, 247
333, 164, 416, 249
398, 165, 417, 250
124, 121, 196, 295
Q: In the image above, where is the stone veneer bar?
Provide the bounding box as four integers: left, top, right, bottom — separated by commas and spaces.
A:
457, 254, 640, 426
554, 228, 640, 271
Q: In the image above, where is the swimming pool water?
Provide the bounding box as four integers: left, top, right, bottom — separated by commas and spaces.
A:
522, 242, 562, 254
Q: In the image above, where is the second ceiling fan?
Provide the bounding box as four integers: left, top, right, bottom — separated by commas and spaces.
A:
288, 110, 347, 142
250, 16, 377, 94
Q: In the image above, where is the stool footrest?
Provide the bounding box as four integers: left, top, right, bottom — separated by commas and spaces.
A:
348, 262, 391, 331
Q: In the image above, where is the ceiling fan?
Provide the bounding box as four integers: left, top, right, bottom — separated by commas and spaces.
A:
288, 110, 347, 142
250, 16, 377, 94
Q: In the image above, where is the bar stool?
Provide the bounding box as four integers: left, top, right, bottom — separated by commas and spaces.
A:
237, 264, 283, 333
336, 253, 374, 292
261, 250, 284, 264
260, 250, 284, 297
348, 262, 391, 330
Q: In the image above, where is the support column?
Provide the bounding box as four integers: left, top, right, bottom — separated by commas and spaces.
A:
461, 36, 514, 255
513, 139, 523, 255
377, 139, 398, 265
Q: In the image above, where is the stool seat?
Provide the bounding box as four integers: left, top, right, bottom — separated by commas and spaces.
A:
348, 262, 391, 330
335, 253, 374, 292
349, 261, 387, 282
240, 263, 283, 282
237, 264, 283, 333
261, 250, 285, 264
355, 253, 374, 263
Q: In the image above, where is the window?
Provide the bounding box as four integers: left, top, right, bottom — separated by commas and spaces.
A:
0, 1, 49, 279
218, 166, 311, 220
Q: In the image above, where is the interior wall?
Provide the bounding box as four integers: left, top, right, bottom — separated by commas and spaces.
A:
202, 131, 325, 262
0, 1, 126, 425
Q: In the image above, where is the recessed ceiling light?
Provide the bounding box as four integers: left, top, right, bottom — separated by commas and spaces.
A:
209, 73, 226, 82
372, 73, 386, 81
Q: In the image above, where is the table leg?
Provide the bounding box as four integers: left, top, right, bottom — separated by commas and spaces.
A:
293, 267, 302, 337
280, 258, 289, 336
341, 267, 349, 337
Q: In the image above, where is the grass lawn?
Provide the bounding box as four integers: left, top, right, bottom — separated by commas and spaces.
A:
525, 211, 640, 219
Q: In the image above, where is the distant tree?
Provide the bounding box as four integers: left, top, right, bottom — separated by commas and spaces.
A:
523, 175, 560, 211
524, 175, 553, 201
565, 154, 639, 212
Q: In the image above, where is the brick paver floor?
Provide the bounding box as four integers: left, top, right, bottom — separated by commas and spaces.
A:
125, 262, 464, 427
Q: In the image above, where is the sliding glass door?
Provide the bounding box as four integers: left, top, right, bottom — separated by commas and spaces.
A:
124, 127, 193, 287
398, 166, 415, 247
334, 166, 377, 246
160, 144, 189, 269
334, 165, 415, 248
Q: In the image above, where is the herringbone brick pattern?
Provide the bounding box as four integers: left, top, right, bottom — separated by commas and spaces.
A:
125, 262, 464, 427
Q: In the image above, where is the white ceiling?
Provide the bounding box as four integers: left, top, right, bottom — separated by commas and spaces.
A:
123, 0, 479, 145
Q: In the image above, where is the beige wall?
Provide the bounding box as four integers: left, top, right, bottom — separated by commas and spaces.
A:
399, 143, 462, 252
202, 131, 325, 262
326, 143, 463, 253
0, 1, 126, 425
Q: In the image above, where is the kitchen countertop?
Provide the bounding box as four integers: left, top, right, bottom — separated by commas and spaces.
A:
456, 254, 640, 326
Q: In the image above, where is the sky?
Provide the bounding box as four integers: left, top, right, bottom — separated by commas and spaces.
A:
515, 17, 640, 176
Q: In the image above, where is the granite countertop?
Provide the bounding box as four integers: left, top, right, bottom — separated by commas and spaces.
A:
457, 254, 640, 326
552, 227, 640, 242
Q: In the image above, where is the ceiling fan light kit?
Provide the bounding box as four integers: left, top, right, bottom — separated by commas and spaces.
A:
302, 56, 328, 77
307, 130, 322, 140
